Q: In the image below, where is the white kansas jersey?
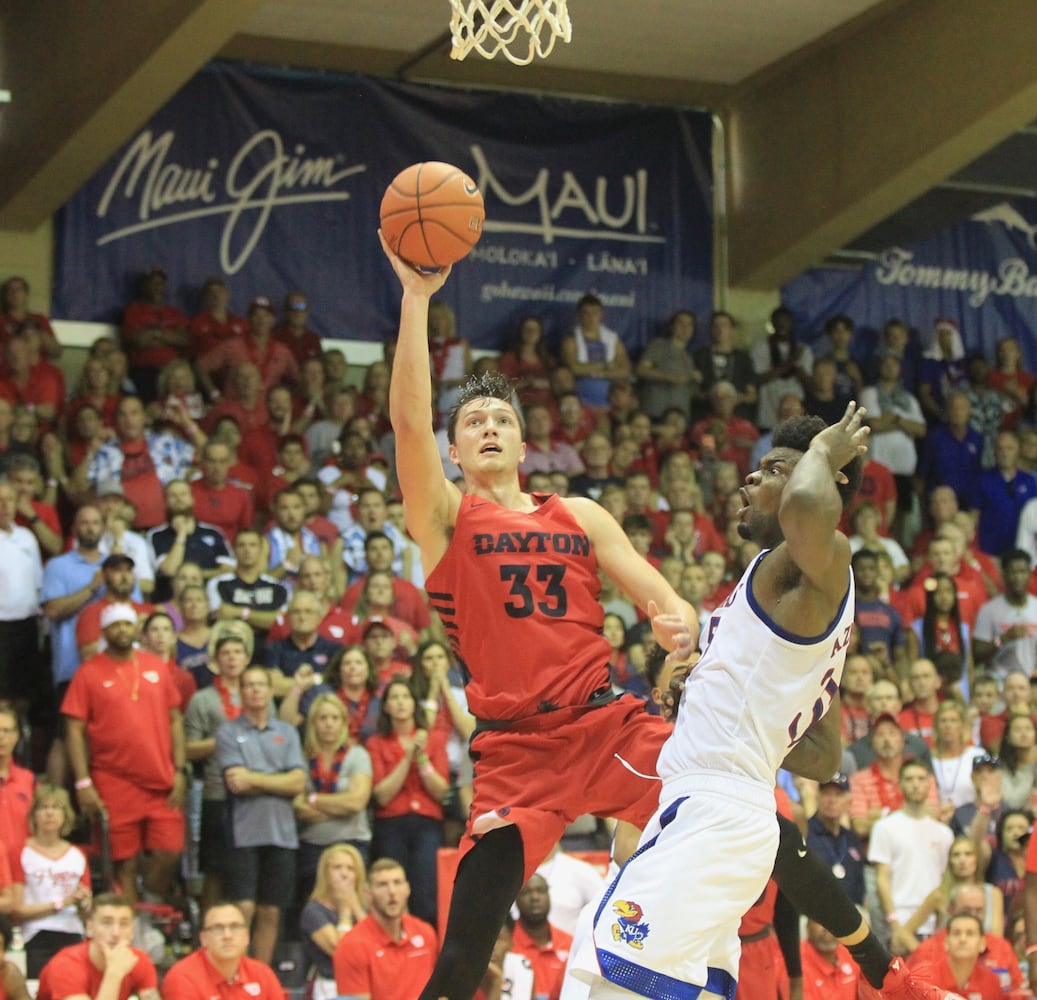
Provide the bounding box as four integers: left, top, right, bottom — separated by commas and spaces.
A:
658, 549, 855, 787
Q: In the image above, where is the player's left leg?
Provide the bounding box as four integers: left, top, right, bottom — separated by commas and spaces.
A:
417, 823, 525, 1000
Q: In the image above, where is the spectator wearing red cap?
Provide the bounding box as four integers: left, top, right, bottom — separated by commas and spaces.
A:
849, 713, 939, 847
120, 266, 189, 404
362, 619, 412, 693
63, 603, 186, 903
196, 297, 299, 396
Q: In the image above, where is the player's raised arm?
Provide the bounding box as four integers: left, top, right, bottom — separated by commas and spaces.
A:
565, 496, 698, 660
779, 401, 869, 592
381, 231, 460, 555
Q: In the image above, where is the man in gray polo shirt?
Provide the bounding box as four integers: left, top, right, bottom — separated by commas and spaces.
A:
215, 664, 305, 965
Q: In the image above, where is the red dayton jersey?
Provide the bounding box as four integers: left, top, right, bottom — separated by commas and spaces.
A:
426, 492, 610, 721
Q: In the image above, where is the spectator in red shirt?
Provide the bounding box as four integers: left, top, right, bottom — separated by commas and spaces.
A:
74, 553, 154, 662
926, 913, 1001, 999
0, 705, 34, 865
120, 266, 189, 404
7, 452, 62, 558
197, 297, 299, 396
510, 873, 573, 1000
910, 884, 1024, 994
64, 604, 186, 903
203, 362, 268, 437
161, 902, 285, 1000
801, 919, 858, 1000
897, 658, 942, 749
366, 679, 448, 927
341, 533, 432, 639
275, 291, 323, 366
36, 893, 158, 1000
333, 858, 438, 1000
188, 277, 249, 360
0, 275, 61, 360
0, 334, 64, 432
241, 385, 296, 482
691, 380, 760, 479
902, 535, 988, 630
191, 440, 255, 544
841, 458, 897, 538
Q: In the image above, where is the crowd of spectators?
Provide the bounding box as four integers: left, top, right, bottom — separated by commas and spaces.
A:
4, 266, 1037, 997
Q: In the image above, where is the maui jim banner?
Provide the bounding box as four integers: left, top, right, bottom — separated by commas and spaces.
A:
53, 62, 713, 352
783, 199, 1037, 368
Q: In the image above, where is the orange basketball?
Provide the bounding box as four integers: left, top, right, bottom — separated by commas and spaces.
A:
380, 161, 485, 270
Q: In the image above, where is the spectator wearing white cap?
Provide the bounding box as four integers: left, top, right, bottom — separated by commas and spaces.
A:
74, 554, 153, 663
63, 602, 187, 903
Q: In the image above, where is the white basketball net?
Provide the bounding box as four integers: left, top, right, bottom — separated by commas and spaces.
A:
448, 0, 572, 65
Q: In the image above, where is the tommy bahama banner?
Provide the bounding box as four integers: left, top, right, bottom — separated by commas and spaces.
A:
53, 61, 714, 352
783, 199, 1037, 368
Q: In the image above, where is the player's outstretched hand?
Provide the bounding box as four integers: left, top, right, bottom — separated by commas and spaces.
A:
810, 400, 870, 474
647, 599, 694, 660
378, 229, 452, 296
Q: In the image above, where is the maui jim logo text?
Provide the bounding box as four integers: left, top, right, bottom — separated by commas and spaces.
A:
95, 129, 365, 273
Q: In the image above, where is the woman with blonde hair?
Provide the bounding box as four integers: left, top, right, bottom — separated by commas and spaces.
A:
11, 784, 91, 976
896, 835, 1003, 952
299, 843, 368, 1000
928, 699, 985, 821
294, 692, 373, 899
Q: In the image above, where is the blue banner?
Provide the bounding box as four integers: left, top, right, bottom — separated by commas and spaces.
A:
783, 199, 1037, 369
53, 62, 713, 353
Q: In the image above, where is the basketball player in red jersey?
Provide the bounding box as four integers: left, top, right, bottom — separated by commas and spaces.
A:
381, 232, 699, 1000
381, 236, 953, 1000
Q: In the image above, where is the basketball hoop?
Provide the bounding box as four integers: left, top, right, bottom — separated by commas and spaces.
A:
448, 0, 572, 66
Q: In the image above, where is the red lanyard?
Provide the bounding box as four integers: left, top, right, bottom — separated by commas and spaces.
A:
309, 748, 347, 792
214, 677, 242, 720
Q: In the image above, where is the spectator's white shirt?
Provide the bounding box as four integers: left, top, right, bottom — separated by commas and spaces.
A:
867, 810, 953, 936
535, 850, 607, 936
0, 524, 42, 618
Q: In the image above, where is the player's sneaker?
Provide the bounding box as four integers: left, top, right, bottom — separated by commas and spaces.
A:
857, 957, 966, 1000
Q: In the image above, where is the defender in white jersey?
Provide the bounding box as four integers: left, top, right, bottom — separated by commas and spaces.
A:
580, 405, 869, 1000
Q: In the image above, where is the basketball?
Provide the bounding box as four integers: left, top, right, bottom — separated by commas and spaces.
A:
380, 161, 485, 270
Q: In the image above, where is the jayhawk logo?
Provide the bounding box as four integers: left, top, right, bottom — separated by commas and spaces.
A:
611, 900, 650, 948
